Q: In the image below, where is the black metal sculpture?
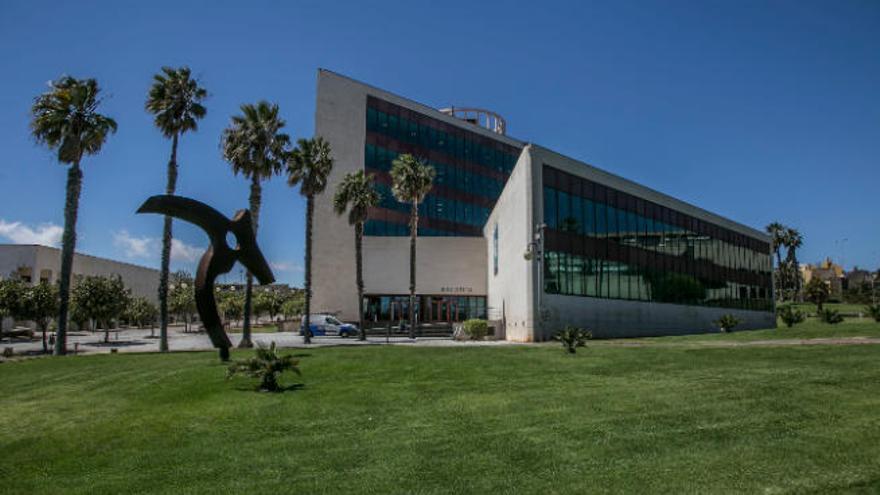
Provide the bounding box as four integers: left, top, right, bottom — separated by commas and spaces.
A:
137, 195, 275, 361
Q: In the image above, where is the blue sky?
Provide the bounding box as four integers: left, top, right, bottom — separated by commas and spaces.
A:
1, 0, 878, 285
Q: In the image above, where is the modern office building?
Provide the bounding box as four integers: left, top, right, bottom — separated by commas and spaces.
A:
311, 70, 775, 340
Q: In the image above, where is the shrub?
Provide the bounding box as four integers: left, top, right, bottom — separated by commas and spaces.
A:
554, 326, 591, 354
818, 308, 844, 325
865, 305, 880, 323
714, 314, 741, 333
462, 319, 488, 340
777, 304, 806, 328
226, 341, 300, 392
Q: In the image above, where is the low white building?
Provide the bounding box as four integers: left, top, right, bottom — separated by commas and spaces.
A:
0, 244, 159, 302
311, 70, 776, 340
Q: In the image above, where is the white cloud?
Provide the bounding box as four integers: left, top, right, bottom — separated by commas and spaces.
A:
0, 219, 63, 247
113, 230, 153, 258
270, 261, 303, 272
112, 230, 202, 262
171, 238, 202, 262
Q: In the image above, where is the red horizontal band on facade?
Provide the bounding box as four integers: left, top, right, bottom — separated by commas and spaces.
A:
367, 167, 496, 209
366, 131, 508, 182
366, 206, 483, 236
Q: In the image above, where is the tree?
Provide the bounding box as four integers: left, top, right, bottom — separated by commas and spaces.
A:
168, 271, 196, 332
70, 276, 129, 343
389, 154, 435, 339
20, 282, 59, 353
333, 170, 380, 340
281, 297, 304, 321
777, 304, 806, 328
254, 289, 285, 324
146, 66, 207, 353
222, 101, 289, 348
217, 289, 245, 328
765, 222, 786, 268
783, 227, 804, 299
226, 342, 300, 392
31, 76, 117, 355
126, 296, 158, 330
0, 279, 25, 333
287, 137, 334, 344
804, 277, 830, 312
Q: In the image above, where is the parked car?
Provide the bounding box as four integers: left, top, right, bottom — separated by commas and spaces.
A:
300, 314, 358, 337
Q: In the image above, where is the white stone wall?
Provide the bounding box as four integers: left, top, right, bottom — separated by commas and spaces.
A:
484, 146, 538, 342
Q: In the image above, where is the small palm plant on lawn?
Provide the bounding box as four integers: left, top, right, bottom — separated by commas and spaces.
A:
555, 326, 592, 354
866, 304, 880, 323
777, 304, 806, 328
714, 314, 741, 333
226, 342, 300, 392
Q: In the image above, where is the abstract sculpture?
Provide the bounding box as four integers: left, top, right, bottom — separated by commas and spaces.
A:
137, 195, 275, 361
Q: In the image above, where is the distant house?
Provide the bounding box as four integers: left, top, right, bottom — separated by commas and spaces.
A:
800, 258, 845, 300
845, 267, 877, 291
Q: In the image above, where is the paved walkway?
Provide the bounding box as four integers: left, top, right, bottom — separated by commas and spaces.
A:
0, 326, 518, 356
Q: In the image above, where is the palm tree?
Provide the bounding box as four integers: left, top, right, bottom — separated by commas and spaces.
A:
784, 227, 804, 299
145, 66, 207, 353
765, 222, 786, 267
30, 76, 117, 355
333, 170, 380, 341
389, 154, 435, 339
287, 137, 333, 345
222, 101, 289, 348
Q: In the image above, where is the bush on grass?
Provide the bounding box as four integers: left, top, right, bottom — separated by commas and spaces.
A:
777, 304, 806, 328
554, 326, 591, 354
226, 342, 300, 392
818, 308, 844, 325
462, 319, 489, 340
865, 304, 880, 323
714, 314, 741, 333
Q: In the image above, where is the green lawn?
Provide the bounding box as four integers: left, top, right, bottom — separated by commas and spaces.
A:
630, 317, 880, 343
2, 342, 880, 493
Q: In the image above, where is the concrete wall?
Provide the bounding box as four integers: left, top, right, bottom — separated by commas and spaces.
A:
542, 294, 776, 339
484, 146, 538, 341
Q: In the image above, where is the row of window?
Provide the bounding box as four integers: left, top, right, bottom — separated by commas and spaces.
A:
364, 219, 460, 237
544, 251, 774, 312
543, 185, 772, 281
363, 295, 487, 322
366, 104, 519, 175
371, 182, 490, 229
366, 143, 504, 200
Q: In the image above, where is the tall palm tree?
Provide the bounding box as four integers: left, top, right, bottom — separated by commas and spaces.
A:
287, 137, 333, 345
784, 227, 804, 298
222, 101, 289, 348
30, 76, 117, 356
765, 222, 786, 268
389, 154, 435, 339
145, 66, 207, 353
333, 170, 380, 341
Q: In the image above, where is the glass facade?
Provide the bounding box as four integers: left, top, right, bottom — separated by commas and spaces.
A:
363, 295, 487, 323
364, 96, 522, 236
542, 165, 774, 312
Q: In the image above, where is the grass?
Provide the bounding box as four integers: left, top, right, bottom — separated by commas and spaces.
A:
631, 317, 880, 343
790, 302, 874, 316
3, 339, 880, 493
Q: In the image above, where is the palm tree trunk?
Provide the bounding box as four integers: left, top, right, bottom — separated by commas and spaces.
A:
303, 196, 313, 344
356, 222, 365, 341
158, 132, 178, 353
55, 162, 83, 356
41, 322, 48, 354
409, 201, 418, 339
240, 176, 261, 348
